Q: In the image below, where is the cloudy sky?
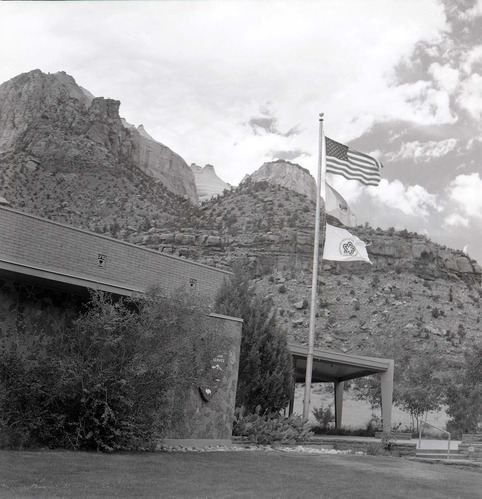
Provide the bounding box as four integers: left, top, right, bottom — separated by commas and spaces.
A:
1, 0, 482, 266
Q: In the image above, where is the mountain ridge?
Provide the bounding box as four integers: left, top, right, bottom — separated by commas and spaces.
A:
0, 69, 481, 372
0, 69, 198, 202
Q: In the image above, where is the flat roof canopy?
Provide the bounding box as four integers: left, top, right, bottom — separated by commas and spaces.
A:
0, 261, 143, 298
288, 343, 393, 383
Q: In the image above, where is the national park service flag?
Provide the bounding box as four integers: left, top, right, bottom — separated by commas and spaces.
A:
323, 223, 371, 264
325, 183, 356, 227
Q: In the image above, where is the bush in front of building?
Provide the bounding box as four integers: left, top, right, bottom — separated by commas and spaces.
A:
232, 405, 312, 445
0, 287, 223, 451
214, 265, 294, 414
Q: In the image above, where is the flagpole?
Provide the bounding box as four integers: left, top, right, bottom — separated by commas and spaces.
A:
303, 113, 326, 419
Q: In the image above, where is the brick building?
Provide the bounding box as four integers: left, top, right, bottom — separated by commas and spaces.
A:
0, 206, 242, 445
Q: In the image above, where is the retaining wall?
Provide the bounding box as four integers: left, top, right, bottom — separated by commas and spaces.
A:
459, 433, 482, 461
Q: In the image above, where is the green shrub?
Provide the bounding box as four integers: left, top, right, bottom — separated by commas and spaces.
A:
312, 405, 334, 431
233, 406, 312, 445
214, 266, 294, 413
365, 443, 383, 455
0, 287, 223, 451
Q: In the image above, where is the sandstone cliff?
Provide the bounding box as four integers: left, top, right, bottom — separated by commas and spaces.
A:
191, 163, 231, 202
245, 160, 317, 201
128, 180, 481, 285
126, 181, 481, 358
0, 70, 198, 202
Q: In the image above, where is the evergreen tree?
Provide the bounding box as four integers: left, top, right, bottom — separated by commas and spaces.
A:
215, 267, 294, 413
446, 342, 482, 437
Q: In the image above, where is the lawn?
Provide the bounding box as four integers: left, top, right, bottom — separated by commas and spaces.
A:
1, 448, 481, 498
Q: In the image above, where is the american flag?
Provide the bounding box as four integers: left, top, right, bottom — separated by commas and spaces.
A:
325, 137, 382, 186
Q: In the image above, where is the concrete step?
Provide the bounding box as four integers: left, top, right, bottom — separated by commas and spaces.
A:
415, 453, 466, 460
417, 448, 459, 455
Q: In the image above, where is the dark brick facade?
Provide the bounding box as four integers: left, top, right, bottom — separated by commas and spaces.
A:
0, 207, 242, 443
0, 206, 231, 299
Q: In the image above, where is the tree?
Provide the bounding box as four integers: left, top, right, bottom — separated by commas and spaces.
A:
0, 287, 222, 451
395, 351, 445, 431
445, 342, 482, 437
214, 266, 294, 413
354, 333, 446, 431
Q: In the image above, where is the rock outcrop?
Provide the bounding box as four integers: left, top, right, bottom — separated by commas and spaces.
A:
128, 181, 481, 284
0, 70, 198, 202
153, 226, 481, 284
245, 160, 317, 201
191, 163, 231, 202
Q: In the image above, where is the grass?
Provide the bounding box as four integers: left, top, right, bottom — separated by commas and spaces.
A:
1, 448, 481, 498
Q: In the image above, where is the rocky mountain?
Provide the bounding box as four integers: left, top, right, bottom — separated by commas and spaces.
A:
191, 163, 231, 202
245, 160, 317, 201
0, 69, 198, 202
1, 69, 481, 373
129, 180, 481, 367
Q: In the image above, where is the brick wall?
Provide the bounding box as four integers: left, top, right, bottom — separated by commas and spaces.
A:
0, 207, 231, 301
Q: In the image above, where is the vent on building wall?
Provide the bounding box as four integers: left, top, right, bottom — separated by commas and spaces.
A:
98, 253, 107, 268
190, 277, 198, 289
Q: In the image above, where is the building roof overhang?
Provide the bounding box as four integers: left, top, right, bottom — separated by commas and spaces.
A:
0, 259, 143, 298
288, 342, 393, 383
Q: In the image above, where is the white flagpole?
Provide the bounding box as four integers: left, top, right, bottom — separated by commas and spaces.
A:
303, 113, 326, 419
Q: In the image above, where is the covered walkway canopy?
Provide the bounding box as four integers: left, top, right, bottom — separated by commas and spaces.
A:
288, 343, 394, 432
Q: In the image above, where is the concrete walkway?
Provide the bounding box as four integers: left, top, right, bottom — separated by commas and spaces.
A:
415, 438, 461, 450
309, 434, 460, 450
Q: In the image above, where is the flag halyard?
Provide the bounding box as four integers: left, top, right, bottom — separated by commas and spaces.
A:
325, 136, 382, 186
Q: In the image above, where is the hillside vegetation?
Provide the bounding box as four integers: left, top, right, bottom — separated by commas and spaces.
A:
1, 69, 481, 407
3, 168, 480, 369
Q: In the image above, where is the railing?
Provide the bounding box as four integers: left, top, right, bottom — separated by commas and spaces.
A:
418, 421, 451, 459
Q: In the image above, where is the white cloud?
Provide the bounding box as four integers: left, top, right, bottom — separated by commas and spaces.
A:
444, 213, 469, 227
456, 73, 482, 119
461, 45, 482, 74
459, 0, 482, 20
367, 179, 440, 218
0, 0, 448, 185
429, 62, 460, 92
382, 81, 457, 125
386, 138, 458, 162
329, 175, 364, 204
448, 173, 482, 218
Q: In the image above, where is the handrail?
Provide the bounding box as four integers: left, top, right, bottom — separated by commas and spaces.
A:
418, 420, 451, 459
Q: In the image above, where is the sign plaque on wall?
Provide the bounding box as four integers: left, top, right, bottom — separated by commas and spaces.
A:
97, 253, 107, 268
199, 353, 226, 402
